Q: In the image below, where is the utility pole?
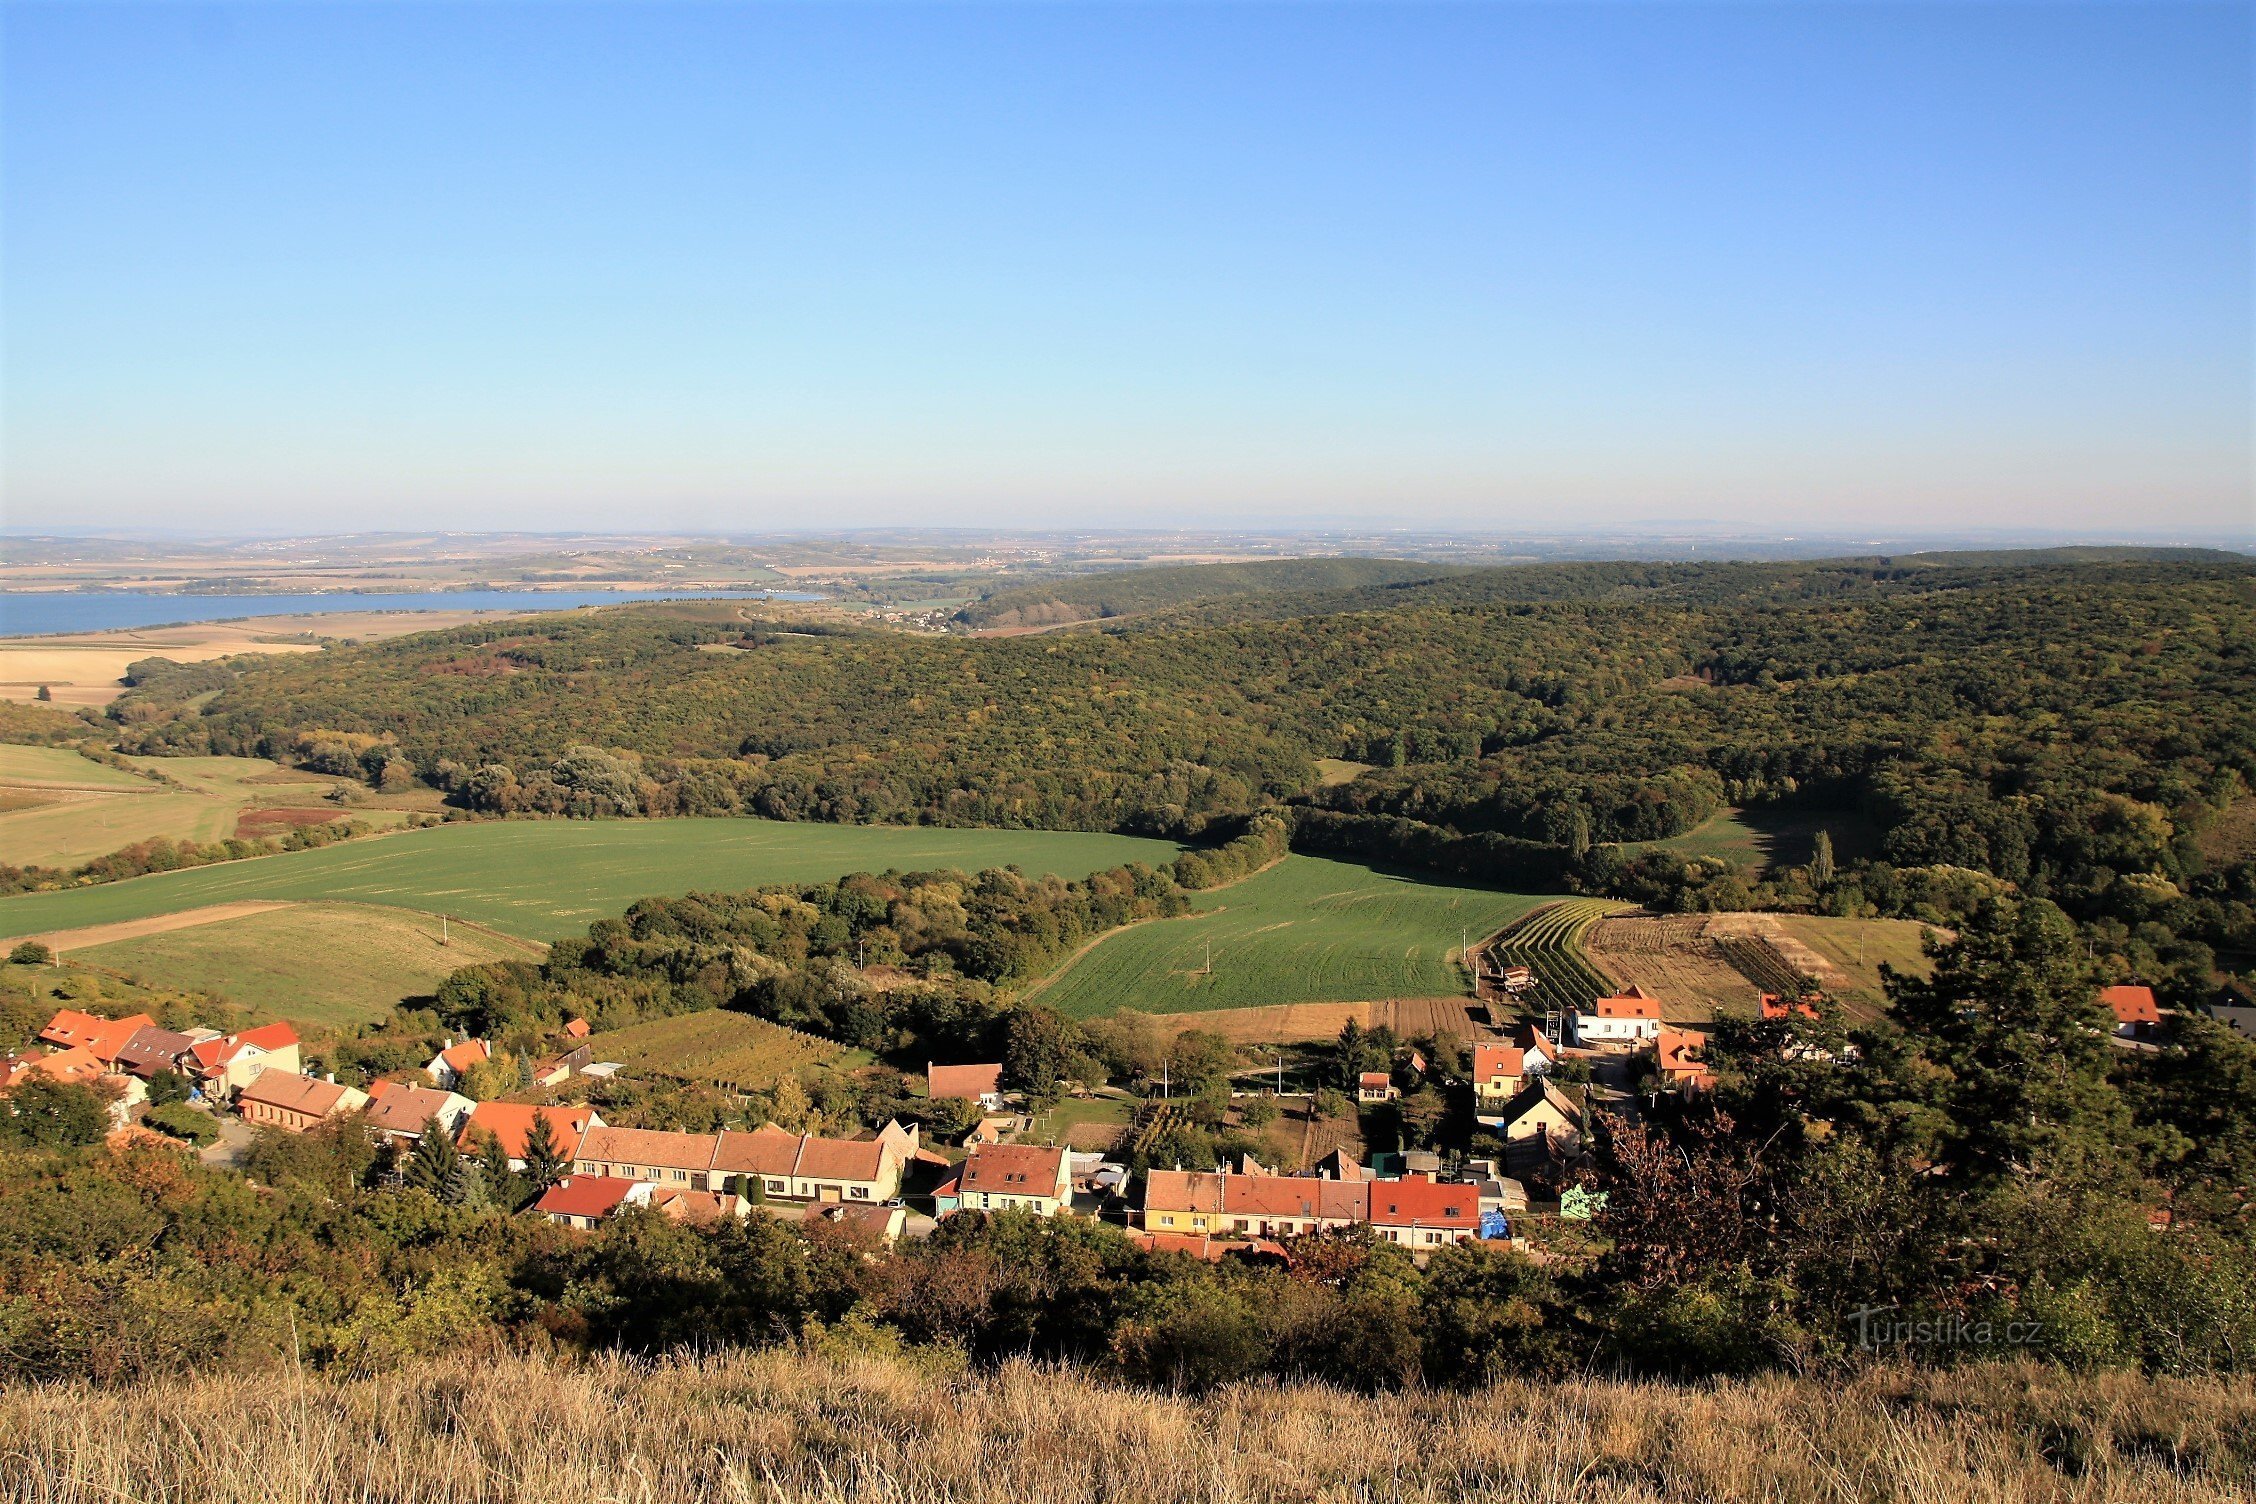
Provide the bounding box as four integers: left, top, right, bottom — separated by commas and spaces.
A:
440, 913, 449, 946
1202, 939, 1212, 976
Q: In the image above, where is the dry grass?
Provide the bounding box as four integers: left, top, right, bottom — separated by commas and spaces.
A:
2, 1347, 2251, 1502
1158, 996, 1480, 1046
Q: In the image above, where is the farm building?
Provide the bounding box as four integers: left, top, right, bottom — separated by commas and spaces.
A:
236, 1071, 369, 1133
1573, 986, 1664, 1048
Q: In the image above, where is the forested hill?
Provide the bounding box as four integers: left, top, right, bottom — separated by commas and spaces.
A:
952, 556, 1471, 628
102, 553, 2256, 1000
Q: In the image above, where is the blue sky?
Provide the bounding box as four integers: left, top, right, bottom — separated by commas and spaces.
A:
3, 2, 2248, 537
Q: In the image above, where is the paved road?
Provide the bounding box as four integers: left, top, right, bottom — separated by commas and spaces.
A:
198, 1112, 253, 1169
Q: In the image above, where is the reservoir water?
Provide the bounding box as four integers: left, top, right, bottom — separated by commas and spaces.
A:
0, 587, 822, 637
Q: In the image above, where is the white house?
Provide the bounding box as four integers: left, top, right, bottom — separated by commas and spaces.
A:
1573, 986, 1663, 1047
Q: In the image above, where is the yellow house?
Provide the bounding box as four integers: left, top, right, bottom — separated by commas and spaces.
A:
1141, 1169, 1228, 1234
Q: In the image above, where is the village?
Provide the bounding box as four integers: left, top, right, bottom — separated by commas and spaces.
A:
0, 972, 2178, 1261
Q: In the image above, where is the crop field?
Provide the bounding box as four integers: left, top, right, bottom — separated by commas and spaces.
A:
0, 817, 1184, 943
0, 751, 409, 870
1485, 899, 1632, 1016
64, 901, 543, 1036
1588, 911, 1942, 1022
585, 1009, 858, 1095
1026, 855, 1552, 1018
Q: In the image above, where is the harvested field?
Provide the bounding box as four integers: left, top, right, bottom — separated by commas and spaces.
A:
1587, 911, 1943, 1022
1160, 996, 1480, 1046
233, 806, 349, 840
21, 900, 296, 954
584, 1009, 860, 1096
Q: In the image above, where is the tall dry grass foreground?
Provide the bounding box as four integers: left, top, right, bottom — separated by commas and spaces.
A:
2, 1347, 2253, 1504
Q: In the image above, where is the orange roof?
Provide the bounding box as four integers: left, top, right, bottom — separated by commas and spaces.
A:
361, 1081, 466, 1136
1656, 1029, 1712, 1086
1593, 986, 1662, 1020
39, 1010, 156, 1063
187, 1022, 301, 1074
535, 1175, 639, 1221
0, 1045, 107, 1089
2101, 985, 2161, 1026
1144, 1169, 1227, 1216
1471, 1043, 1527, 1080
237, 1071, 359, 1118
1127, 1230, 1291, 1263
957, 1143, 1067, 1196
457, 1102, 597, 1161
1223, 1173, 1366, 1223
1366, 1177, 1479, 1229
1358, 1071, 1392, 1088
562, 1018, 591, 1039
436, 1039, 492, 1073
927, 1062, 1005, 1100
577, 1125, 720, 1173
794, 1135, 889, 1184
1760, 993, 1822, 1021
711, 1123, 803, 1177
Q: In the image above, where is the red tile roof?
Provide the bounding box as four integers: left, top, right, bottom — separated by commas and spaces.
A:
0, 1046, 106, 1090
1367, 1177, 1479, 1229
577, 1125, 720, 1174
39, 1010, 156, 1063
711, 1123, 803, 1178
237, 1071, 359, 1118
794, 1135, 889, 1184
1592, 986, 1662, 1020
1471, 1043, 1527, 1080
927, 1062, 1005, 1100
2101, 985, 2161, 1027
361, 1080, 466, 1136
1760, 993, 1822, 1021
957, 1143, 1067, 1197
435, 1039, 492, 1074
457, 1102, 598, 1161
535, 1175, 640, 1221
562, 1018, 591, 1039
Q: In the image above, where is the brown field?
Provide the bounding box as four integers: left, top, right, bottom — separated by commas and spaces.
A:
0, 609, 546, 707
1588, 912, 1943, 1022
1162, 995, 1480, 1046
232, 806, 347, 840
5, 1347, 2249, 1504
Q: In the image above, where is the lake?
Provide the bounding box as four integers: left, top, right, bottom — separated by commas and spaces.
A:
0, 587, 823, 637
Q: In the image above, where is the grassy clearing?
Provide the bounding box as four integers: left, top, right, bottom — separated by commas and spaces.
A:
1029, 855, 1551, 1018
5, 1347, 2249, 1504
66, 902, 543, 1036
0, 745, 149, 790
0, 818, 1184, 943
1312, 758, 1375, 787
585, 1009, 858, 1094
1619, 805, 1878, 871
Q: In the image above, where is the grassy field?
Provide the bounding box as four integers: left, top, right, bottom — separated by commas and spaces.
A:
8, 1347, 2248, 1504
0, 818, 1184, 943
1618, 805, 1878, 871
65, 902, 542, 1036
0, 750, 416, 869
585, 1008, 859, 1094
1027, 855, 1552, 1018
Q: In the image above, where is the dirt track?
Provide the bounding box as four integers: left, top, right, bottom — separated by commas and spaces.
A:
15, 900, 296, 953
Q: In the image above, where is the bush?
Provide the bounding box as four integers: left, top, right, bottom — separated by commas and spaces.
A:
144, 1102, 216, 1146
8, 942, 51, 966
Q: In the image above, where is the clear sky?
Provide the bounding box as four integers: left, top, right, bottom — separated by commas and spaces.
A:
3, 1, 2249, 538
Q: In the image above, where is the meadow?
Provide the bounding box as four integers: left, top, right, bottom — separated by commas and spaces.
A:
65, 901, 542, 1036
1027, 854, 1552, 1018
1617, 805, 1878, 871
0, 750, 422, 869
0, 817, 1185, 943
5, 1347, 2246, 1504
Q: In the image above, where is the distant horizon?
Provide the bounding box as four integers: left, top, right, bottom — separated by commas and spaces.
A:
5, 2, 2249, 536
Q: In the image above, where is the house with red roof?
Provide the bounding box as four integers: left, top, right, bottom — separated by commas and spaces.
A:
1573, 986, 1665, 1048
935, 1142, 1071, 1217
1367, 1177, 1482, 1250
456, 1101, 601, 1169
1357, 1070, 1399, 1103
927, 1061, 1006, 1110
2100, 985, 2162, 1040
187, 1023, 301, 1100
534, 1174, 642, 1229
425, 1038, 493, 1091
39, 1010, 156, 1064
1760, 993, 1823, 1021
362, 1080, 475, 1144
1654, 1028, 1714, 1093
1471, 1041, 1541, 1121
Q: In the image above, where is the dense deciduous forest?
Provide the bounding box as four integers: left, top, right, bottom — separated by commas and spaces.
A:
97, 554, 2256, 1002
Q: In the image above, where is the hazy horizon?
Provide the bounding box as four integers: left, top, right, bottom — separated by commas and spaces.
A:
4, 2, 2249, 537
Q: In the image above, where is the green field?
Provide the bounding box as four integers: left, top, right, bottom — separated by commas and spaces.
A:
69, 902, 543, 1036
0, 751, 416, 869
1026, 855, 1554, 1017
0, 818, 1184, 943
